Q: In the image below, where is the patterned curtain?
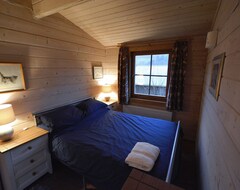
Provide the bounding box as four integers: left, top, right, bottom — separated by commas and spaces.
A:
166, 41, 188, 111
118, 46, 130, 105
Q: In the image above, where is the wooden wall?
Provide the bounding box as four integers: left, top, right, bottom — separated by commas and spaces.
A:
125, 35, 207, 141
0, 1, 106, 131
197, 0, 240, 189
103, 47, 119, 92
173, 36, 207, 141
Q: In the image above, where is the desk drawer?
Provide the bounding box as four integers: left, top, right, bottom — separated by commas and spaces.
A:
14, 150, 47, 178
11, 135, 47, 164
16, 162, 49, 190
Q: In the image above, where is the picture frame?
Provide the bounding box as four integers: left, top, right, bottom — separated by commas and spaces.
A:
93, 66, 103, 79
209, 52, 225, 100
0, 63, 26, 93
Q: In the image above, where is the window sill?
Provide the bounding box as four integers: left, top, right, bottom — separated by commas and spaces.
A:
129, 98, 167, 110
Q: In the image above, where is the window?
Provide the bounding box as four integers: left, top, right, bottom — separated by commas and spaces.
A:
131, 51, 171, 101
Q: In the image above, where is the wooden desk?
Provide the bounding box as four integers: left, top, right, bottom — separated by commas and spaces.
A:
0, 126, 52, 190
122, 169, 184, 190
97, 99, 121, 111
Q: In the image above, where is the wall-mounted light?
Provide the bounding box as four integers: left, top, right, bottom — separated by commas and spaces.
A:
205, 31, 218, 49
0, 104, 15, 141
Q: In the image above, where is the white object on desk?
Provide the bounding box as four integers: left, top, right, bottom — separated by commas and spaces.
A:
0, 104, 15, 141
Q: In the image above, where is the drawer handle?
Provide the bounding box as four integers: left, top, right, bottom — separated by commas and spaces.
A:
28, 146, 32, 150
32, 172, 37, 176
30, 159, 35, 163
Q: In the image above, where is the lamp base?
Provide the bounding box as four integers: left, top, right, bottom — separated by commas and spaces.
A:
104, 96, 111, 102
0, 125, 14, 141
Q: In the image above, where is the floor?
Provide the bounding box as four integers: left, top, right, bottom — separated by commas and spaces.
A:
26, 140, 197, 190
174, 140, 197, 190
26, 162, 84, 190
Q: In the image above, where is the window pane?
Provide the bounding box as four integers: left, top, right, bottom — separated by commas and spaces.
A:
135, 55, 151, 75
134, 75, 149, 95
151, 54, 169, 75
150, 77, 167, 97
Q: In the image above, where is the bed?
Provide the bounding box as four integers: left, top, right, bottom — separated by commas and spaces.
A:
34, 99, 181, 190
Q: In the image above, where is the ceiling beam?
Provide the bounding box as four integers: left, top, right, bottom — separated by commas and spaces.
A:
32, 0, 90, 19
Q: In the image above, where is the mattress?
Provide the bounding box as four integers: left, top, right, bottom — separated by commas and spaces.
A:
49, 107, 178, 190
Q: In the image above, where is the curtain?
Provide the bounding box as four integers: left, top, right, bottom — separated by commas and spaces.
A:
118, 46, 130, 105
167, 41, 188, 111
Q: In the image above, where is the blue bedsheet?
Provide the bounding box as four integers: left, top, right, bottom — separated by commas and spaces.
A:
51, 108, 178, 190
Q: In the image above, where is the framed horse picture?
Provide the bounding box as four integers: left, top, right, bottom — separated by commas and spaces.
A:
209, 53, 225, 100
0, 63, 26, 93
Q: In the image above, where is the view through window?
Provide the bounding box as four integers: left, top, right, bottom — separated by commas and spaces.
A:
133, 52, 170, 99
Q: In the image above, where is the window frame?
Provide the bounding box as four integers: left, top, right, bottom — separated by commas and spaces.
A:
131, 50, 171, 102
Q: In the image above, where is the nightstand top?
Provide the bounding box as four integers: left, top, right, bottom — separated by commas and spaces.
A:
97, 99, 117, 106
0, 126, 48, 153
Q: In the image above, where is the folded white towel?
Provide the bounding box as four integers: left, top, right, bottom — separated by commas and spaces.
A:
125, 142, 160, 172
125, 152, 155, 171
132, 142, 160, 161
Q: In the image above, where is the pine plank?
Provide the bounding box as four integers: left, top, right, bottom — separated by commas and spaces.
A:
0, 1, 108, 132
198, 0, 240, 189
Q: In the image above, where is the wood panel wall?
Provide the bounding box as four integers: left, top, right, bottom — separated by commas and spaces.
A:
103, 47, 119, 91
197, 0, 240, 189
0, 1, 106, 131
119, 35, 207, 141
174, 36, 207, 141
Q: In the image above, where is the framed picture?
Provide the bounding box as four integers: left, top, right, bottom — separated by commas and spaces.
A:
93, 66, 103, 79
209, 53, 225, 100
0, 63, 26, 93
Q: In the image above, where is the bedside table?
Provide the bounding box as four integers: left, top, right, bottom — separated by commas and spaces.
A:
0, 126, 52, 190
97, 99, 120, 111
105, 100, 118, 111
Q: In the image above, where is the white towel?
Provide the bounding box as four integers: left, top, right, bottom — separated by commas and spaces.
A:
125, 142, 160, 172
125, 152, 155, 171
132, 142, 160, 161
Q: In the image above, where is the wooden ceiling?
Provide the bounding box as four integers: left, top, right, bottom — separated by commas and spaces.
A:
58, 0, 219, 46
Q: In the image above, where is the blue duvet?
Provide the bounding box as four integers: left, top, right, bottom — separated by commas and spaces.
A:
51, 108, 177, 190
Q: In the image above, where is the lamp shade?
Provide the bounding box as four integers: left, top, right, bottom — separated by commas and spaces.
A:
0, 104, 15, 125
102, 85, 112, 93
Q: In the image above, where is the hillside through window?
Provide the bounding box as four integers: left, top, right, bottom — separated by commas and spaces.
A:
131, 51, 171, 101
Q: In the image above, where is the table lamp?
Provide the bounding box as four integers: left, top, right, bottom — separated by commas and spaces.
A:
0, 104, 15, 141
102, 84, 112, 102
